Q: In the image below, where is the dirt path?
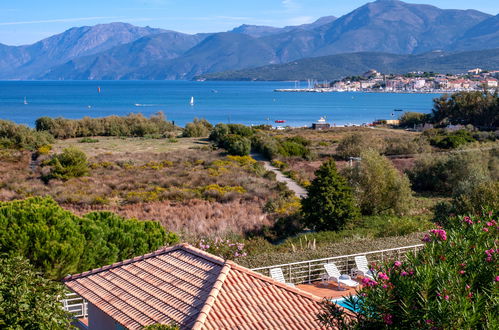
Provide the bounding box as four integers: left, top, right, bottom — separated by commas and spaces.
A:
251, 153, 308, 199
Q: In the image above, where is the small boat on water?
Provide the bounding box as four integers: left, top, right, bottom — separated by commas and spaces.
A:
275, 120, 286, 123
394, 109, 403, 112
23, 97, 28, 105
190, 96, 195, 106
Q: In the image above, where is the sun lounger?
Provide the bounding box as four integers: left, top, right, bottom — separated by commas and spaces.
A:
269, 268, 295, 287
323, 263, 359, 290
353, 256, 375, 279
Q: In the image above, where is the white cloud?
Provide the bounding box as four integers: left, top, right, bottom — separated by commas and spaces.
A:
282, 0, 300, 11
0, 17, 120, 26
286, 16, 314, 25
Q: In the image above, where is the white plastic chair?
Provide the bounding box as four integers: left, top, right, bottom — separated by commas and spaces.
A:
269, 268, 295, 287
323, 263, 359, 290
353, 256, 375, 279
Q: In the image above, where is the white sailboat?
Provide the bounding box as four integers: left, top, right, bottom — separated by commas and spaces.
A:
23, 97, 28, 105
189, 96, 195, 106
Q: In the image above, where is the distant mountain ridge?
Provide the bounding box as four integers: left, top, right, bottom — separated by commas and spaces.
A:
0, 0, 498, 80
198, 48, 499, 81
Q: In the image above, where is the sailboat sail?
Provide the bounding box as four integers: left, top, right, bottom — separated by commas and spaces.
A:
23, 97, 28, 105
190, 96, 195, 106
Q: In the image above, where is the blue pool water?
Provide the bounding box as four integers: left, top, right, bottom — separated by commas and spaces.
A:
0, 80, 439, 127
334, 296, 360, 312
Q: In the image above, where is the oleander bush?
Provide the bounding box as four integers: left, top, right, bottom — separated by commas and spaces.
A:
319, 211, 499, 329
0, 120, 54, 150
35, 112, 175, 139
0, 197, 177, 279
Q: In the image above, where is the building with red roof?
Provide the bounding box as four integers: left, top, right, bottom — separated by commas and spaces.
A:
64, 243, 344, 329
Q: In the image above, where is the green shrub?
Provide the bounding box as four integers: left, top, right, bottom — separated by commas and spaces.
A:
429, 130, 475, 149
182, 118, 213, 137
336, 133, 384, 159
399, 112, 428, 128
0, 197, 176, 279
301, 158, 359, 231
344, 150, 413, 215
431, 90, 499, 129
408, 150, 495, 195
44, 147, 89, 181
319, 212, 499, 329
383, 136, 431, 155
222, 134, 251, 156
0, 120, 54, 151
0, 255, 72, 329
35, 112, 175, 139
79, 137, 99, 143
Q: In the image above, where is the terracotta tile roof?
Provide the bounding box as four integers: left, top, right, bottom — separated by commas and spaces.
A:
64, 244, 327, 329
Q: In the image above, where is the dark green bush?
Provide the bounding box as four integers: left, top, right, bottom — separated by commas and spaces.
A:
0, 120, 54, 150
301, 158, 359, 231
223, 134, 251, 156
44, 147, 89, 181
429, 130, 475, 149
431, 90, 499, 128
0, 197, 176, 279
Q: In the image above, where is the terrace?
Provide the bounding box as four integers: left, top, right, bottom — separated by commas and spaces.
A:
62, 244, 423, 322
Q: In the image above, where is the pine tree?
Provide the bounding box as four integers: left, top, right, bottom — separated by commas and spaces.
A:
301, 158, 359, 231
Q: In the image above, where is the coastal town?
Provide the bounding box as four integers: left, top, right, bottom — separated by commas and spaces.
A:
276, 68, 499, 93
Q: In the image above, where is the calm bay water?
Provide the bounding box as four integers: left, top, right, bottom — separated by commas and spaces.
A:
0, 81, 439, 127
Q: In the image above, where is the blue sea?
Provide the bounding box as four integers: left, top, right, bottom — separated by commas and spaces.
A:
0, 81, 439, 127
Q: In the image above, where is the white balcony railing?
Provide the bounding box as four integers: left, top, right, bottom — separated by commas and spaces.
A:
251, 244, 424, 284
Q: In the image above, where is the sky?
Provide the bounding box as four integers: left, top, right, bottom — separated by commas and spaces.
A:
1, 0, 498, 46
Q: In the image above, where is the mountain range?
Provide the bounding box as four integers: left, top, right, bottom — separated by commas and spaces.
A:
1, 0, 498, 80
198, 48, 499, 81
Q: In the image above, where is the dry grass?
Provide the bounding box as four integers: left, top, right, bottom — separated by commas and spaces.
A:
0, 144, 281, 237
65, 199, 272, 238
52, 136, 210, 157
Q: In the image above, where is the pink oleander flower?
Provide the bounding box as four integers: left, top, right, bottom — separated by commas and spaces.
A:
430, 229, 447, 241
394, 261, 402, 268
495, 276, 499, 282
463, 216, 473, 225
444, 295, 449, 301
466, 284, 470, 290
483, 228, 489, 232
422, 234, 432, 243
361, 277, 378, 287
486, 222, 493, 227
426, 319, 433, 324
401, 271, 409, 276
382, 284, 388, 289
459, 270, 465, 275
378, 273, 389, 281
383, 314, 393, 325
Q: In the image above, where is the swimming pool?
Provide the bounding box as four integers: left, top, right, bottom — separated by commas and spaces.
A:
333, 296, 360, 312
